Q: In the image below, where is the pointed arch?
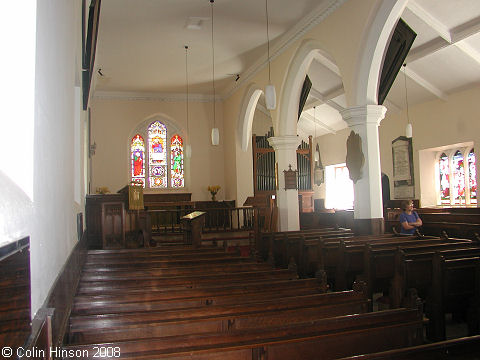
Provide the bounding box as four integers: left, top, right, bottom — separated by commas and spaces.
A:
148, 120, 167, 188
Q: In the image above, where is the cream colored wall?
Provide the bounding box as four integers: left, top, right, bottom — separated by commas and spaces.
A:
379, 85, 480, 206
221, 0, 384, 204
90, 98, 225, 201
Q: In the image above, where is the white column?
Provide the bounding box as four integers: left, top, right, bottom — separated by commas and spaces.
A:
341, 105, 386, 220
268, 135, 302, 231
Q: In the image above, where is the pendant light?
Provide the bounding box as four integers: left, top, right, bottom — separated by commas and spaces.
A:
210, 0, 219, 146
264, 0, 276, 110
184, 45, 192, 158
403, 64, 412, 138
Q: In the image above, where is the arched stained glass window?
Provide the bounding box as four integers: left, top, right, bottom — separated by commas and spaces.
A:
170, 135, 184, 188
452, 150, 465, 204
131, 134, 145, 187
148, 121, 167, 188
468, 148, 477, 204
439, 153, 450, 205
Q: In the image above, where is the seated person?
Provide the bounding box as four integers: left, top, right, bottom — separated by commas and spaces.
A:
399, 200, 422, 235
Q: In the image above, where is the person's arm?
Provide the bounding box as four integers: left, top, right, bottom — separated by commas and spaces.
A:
401, 220, 416, 230
410, 212, 422, 227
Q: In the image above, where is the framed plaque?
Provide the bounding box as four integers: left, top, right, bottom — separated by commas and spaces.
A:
392, 136, 414, 198
283, 164, 298, 190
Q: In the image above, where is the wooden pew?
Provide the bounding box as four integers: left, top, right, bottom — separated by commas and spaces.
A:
68, 285, 369, 344
338, 334, 480, 359
72, 278, 326, 315
430, 253, 480, 341
363, 239, 478, 302
62, 306, 424, 360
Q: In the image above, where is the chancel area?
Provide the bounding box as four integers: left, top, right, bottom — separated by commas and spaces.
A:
2, 0, 480, 358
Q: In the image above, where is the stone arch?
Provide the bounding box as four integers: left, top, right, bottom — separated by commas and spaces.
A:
238, 83, 263, 152
278, 39, 343, 136
352, 0, 408, 106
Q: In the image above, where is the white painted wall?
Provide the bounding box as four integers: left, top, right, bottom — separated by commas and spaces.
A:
0, 0, 36, 245
31, 0, 85, 315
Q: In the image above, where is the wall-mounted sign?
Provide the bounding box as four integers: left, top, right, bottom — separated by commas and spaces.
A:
392, 136, 414, 199
283, 164, 298, 190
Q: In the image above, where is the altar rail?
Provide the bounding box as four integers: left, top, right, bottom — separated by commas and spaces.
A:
148, 206, 256, 234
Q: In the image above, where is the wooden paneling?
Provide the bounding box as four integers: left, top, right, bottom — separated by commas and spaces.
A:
0, 237, 31, 350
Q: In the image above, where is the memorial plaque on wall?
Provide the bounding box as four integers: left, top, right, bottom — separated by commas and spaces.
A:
283, 165, 298, 190
392, 136, 414, 198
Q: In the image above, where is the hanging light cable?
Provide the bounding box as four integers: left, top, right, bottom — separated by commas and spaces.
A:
264, 0, 276, 110
403, 64, 412, 138
313, 106, 319, 162
210, 0, 219, 145
185, 45, 192, 158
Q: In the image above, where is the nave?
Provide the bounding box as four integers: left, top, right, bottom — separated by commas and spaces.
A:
56, 227, 480, 359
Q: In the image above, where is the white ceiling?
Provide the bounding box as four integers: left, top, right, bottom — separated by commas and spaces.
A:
94, 0, 480, 138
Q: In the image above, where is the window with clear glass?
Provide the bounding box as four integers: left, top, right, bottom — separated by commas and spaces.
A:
130, 134, 145, 187
325, 163, 354, 210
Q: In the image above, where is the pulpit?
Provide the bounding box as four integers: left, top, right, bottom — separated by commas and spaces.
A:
181, 211, 206, 247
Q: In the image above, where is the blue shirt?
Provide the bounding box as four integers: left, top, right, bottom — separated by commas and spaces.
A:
399, 211, 420, 235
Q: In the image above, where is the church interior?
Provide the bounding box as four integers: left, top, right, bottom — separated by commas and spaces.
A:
2, 0, 480, 358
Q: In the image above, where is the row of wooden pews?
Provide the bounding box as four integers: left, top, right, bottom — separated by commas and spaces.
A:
259, 228, 480, 344
61, 243, 426, 359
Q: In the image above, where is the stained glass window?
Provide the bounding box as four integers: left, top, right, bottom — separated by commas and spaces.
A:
452, 150, 465, 205
439, 153, 450, 205
468, 148, 477, 204
170, 135, 184, 188
148, 121, 167, 188
130, 134, 145, 187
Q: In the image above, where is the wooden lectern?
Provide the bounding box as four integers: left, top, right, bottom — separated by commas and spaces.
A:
181, 211, 206, 247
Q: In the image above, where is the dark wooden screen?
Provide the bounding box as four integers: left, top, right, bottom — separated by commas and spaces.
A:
252, 130, 314, 212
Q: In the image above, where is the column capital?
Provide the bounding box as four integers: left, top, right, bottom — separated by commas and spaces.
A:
267, 135, 302, 151
340, 105, 387, 127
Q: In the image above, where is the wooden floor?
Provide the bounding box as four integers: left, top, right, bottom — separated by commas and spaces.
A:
61, 241, 430, 359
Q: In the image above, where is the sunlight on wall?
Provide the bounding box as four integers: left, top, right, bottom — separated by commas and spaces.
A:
325, 163, 354, 210
0, 1, 36, 200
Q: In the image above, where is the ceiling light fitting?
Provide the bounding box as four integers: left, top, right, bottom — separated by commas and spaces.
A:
210, 0, 219, 146
264, 0, 276, 110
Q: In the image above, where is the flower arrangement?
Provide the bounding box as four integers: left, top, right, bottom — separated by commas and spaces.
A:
208, 185, 221, 201
96, 186, 110, 195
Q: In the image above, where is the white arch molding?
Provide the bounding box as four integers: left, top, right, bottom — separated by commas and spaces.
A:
278, 39, 342, 136
238, 84, 263, 152
353, 0, 408, 106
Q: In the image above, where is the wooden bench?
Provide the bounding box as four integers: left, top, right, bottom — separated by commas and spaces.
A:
338, 334, 480, 359
63, 306, 424, 359
362, 239, 478, 301
430, 253, 480, 341
68, 284, 369, 344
